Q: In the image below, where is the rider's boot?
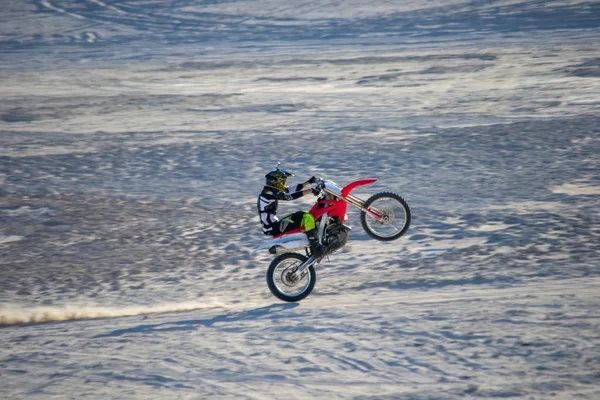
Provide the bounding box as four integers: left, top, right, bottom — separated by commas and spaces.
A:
306, 229, 325, 259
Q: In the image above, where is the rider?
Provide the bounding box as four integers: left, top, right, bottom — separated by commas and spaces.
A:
257, 166, 325, 258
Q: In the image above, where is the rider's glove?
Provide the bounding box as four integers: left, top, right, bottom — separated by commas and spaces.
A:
308, 176, 317, 184
312, 188, 320, 196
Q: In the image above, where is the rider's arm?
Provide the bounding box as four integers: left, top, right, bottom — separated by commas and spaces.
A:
275, 178, 317, 201
294, 185, 317, 198
293, 176, 317, 192
273, 190, 304, 201
274, 189, 314, 201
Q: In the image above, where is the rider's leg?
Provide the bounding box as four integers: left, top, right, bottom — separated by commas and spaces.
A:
278, 211, 305, 234
278, 211, 324, 258
302, 213, 324, 258
301, 212, 316, 232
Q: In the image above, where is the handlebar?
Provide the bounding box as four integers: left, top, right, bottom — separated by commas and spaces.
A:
314, 178, 326, 193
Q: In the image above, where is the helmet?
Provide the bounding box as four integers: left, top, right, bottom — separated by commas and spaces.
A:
265, 168, 294, 192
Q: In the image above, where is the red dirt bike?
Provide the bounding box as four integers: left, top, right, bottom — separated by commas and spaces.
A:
252, 177, 411, 302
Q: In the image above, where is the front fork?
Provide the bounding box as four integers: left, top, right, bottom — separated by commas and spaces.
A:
292, 255, 316, 281
326, 189, 383, 220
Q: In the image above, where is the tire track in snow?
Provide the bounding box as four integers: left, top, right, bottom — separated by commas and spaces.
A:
40, 0, 86, 20
89, 0, 127, 15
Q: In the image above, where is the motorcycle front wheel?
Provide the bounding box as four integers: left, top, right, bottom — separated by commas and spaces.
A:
266, 253, 316, 302
360, 192, 411, 241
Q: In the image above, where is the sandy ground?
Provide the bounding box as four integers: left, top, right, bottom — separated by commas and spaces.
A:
1, 1, 600, 399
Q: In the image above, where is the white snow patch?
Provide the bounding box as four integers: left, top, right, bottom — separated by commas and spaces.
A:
468, 222, 514, 232
551, 183, 600, 196
486, 201, 568, 214
0, 235, 24, 244
443, 216, 463, 225
408, 236, 488, 256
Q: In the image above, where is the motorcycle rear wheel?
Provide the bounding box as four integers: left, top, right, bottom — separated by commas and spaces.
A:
360, 192, 411, 241
266, 253, 316, 302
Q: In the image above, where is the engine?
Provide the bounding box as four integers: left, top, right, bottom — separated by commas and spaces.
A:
323, 219, 349, 254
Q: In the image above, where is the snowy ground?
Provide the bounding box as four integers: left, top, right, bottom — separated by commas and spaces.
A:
1, 1, 600, 399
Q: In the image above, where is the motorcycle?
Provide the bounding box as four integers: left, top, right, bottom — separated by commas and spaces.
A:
252, 177, 411, 302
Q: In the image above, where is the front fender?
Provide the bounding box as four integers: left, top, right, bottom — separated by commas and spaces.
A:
341, 178, 377, 197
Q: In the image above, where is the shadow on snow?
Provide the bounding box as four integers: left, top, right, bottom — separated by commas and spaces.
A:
93, 303, 299, 338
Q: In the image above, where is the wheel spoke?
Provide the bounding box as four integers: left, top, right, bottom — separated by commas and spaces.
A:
361, 194, 410, 240
267, 253, 316, 302
273, 259, 310, 297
